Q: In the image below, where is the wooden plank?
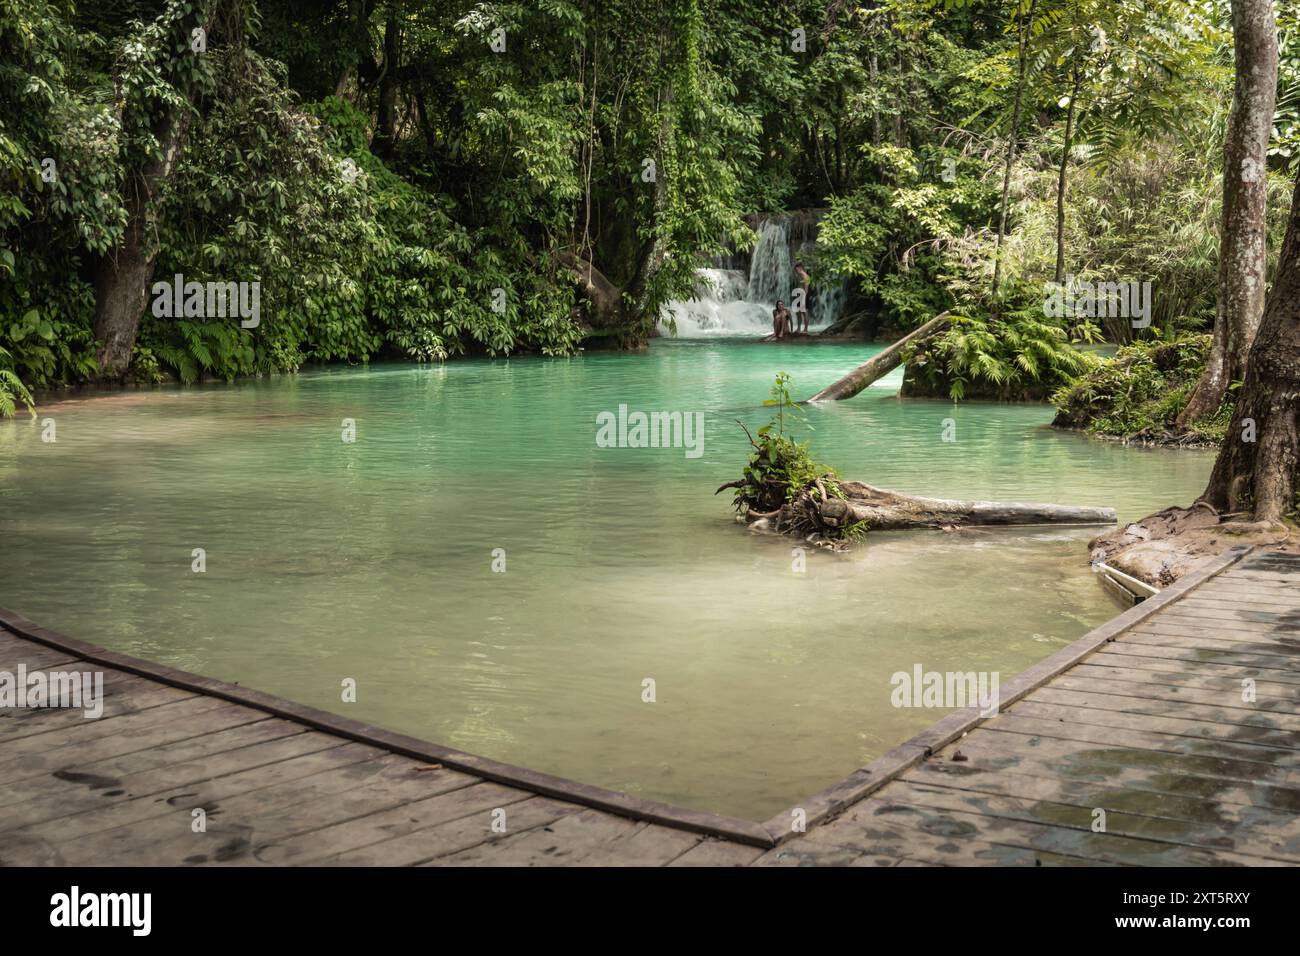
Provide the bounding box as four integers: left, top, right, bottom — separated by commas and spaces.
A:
920, 728, 1300, 812
866, 780, 1297, 864
1126, 630, 1300, 658
249, 780, 529, 866
0, 699, 272, 784
423, 808, 647, 866
0, 641, 82, 671
1052, 671, 1300, 715
905, 759, 1300, 840
766, 805, 1114, 867
752, 842, 898, 867
0, 717, 301, 810
1077, 654, 1300, 690
418, 807, 705, 867
564, 821, 704, 867
1149, 605, 1300, 627
1028, 686, 1300, 739
1132, 620, 1300, 649
0, 693, 236, 763
321, 795, 586, 867
667, 837, 766, 867
969, 723, 1300, 787
1133, 614, 1298, 637
115, 758, 481, 867
1194, 584, 1300, 603
1176, 596, 1300, 614
1007, 698, 1300, 751
1223, 570, 1300, 582
0, 674, 200, 742
1139, 609, 1300, 631
983, 713, 1300, 771
10, 741, 385, 850
1101, 640, 1300, 675
0, 726, 335, 832
20, 751, 451, 866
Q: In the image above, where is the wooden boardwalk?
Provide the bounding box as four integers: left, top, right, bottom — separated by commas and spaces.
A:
1, 545, 1297, 867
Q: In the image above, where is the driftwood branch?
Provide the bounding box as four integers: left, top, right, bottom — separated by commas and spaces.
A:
805, 313, 950, 402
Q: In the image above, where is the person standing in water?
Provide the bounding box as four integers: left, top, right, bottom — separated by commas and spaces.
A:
794, 262, 811, 334
772, 299, 790, 339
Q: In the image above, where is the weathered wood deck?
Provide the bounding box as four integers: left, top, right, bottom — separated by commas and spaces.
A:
2, 545, 1297, 866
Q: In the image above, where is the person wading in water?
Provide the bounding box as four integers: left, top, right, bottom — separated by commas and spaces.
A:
794, 262, 811, 334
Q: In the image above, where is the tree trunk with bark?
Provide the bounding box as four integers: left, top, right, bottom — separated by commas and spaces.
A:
1177, 0, 1278, 426
805, 314, 950, 402
1200, 164, 1300, 525
1054, 66, 1081, 285
92, 1, 219, 380
1089, 164, 1300, 590
371, 3, 402, 158
991, 0, 1038, 304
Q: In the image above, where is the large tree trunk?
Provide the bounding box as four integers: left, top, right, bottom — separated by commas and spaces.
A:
92, 2, 218, 380
371, 2, 402, 157
806, 314, 950, 402
556, 250, 626, 330
990, 0, 1038, 304
1177, 0, 1278, 426
92, 112, 194, 377
1200, 164, 1300, 524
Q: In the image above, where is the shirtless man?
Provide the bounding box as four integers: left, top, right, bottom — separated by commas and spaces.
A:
794, 262, 811, 334
772, 299, 790, 339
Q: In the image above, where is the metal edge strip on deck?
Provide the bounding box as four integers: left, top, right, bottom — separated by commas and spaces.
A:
757, 544, 1257, 844
0, 544, 1256, 855
0, 607, 774, 848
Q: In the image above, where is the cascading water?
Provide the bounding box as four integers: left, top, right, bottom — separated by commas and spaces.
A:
745, 218, 793, 306
659, 213, 846, 337
659, 268, 766, 336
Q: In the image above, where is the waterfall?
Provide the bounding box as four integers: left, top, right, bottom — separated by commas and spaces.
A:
813, 277, 847, 328
658, 213, 846, 338
659, 268, 772, 336
745, 218, 793, 306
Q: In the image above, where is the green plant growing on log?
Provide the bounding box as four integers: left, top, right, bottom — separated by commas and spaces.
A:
717, 373, 865, 543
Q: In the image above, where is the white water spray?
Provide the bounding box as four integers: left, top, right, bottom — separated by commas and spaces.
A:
659, 215, 846, 337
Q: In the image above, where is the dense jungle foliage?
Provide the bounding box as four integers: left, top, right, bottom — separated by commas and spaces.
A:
1, 1, 1297, 435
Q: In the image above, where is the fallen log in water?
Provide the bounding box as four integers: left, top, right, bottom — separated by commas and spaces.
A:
818, 481, 1116, 530
805, 313, 950, 402
739, 479, 1116, 542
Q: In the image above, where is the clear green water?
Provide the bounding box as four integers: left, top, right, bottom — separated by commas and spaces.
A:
0, 340, 1214, 819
